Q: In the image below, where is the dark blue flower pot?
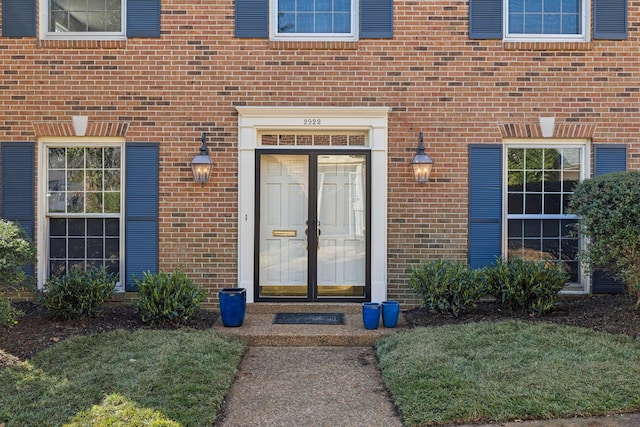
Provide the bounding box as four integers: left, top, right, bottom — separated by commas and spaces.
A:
362, 302, 381, 330
382, 301, 400, 328
219, 288, 246, 327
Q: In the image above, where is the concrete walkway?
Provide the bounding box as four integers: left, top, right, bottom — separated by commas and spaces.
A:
213, 304, 640, 427
217, 347, 403, 427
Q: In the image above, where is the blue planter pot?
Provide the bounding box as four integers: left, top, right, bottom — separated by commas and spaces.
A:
219, 288, 246, 327
362, 302, 381, 330
382, 301, 400, 328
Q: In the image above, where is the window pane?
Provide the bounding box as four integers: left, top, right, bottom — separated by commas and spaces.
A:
68, 218, 85, 236
68, 238, 85, 258
544, 0, 560, 12
50, 238, 66, 258
88, 218, 103, 236
315, 13, 332, 32
544, 194, 562, 214
543, 219, 559, 237
105, 218, 119, 236
279, 13, 295, 32
278, 0, 352, 34
524, 1, 542, 12
297, 13, 314, 32
524, 220, 540, 237
47, 218, 120, 279
87, 238, 104, 258
50, 218, 67, 236
524, 193, 542, 214
49, 0, 122, 33
46, 146, 122, 282
524, 15, 543, 34
506, 147, 583, 287
508, 193, 524, 214
508, 219, 523, 237
87, 148, 102, 168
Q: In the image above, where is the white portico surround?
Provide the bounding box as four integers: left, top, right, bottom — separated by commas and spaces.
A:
236, 107, 390, 303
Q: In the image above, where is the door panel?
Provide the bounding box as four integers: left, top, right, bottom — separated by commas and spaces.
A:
317, 155, 366, 297
259, 155, 309, 297
257, 151, 369, 300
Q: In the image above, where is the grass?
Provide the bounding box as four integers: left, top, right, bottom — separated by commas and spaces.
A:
0, 329, 246, 427
378, 321, 640, 426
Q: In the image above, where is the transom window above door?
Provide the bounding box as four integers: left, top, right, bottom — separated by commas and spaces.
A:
271, 0, 357, 40
505, 0, 587, 41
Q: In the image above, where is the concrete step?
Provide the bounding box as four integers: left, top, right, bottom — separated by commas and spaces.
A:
213, 309, 406, 347
245, 302, 363, 314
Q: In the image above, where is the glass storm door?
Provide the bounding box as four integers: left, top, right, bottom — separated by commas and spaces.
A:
256, 151, 370, 301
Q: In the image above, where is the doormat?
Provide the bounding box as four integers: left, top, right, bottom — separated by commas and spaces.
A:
273, 312, 345, 325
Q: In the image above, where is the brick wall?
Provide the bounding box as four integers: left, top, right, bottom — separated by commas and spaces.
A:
2, 1, 640, 308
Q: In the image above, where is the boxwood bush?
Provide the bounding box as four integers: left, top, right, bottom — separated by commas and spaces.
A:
483, 257, 568, 316
409, 260, 485, 317
42, 266, 118, 320
135, 268, 205, 325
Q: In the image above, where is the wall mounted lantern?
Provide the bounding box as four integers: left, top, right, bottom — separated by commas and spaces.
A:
411, 132, 434, 183
190, 132, 214, 186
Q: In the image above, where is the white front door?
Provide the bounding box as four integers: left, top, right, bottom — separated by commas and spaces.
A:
257, 151, 370, 301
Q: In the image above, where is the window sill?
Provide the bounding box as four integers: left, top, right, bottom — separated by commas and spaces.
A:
268, 40, 359, 50
503, 41, 592, 51
38, 39, 127, 49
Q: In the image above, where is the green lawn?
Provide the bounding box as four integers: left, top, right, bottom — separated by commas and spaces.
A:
0, 329, 246, 427
378, 321, 640, 426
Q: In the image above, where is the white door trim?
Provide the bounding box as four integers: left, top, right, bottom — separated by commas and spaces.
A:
236, 107, 389, 303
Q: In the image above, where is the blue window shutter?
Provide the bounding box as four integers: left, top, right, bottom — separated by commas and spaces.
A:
594, 0, 627, 40
2, 0, 36, 37
469, 0, 502, 39
1, 142, 35, 277
594, 144, 627, 175
468, 144, 502, 269
592, 144, 627, 293
235, 0, 269, 38
125, 143, 159, 291
127, 0, 161, 38
360, 0, 393, 39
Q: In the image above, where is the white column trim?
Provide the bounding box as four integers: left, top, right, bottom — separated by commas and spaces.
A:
236, 107, 389, 303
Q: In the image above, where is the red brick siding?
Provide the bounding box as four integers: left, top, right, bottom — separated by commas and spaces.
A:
2, 1, 639, 308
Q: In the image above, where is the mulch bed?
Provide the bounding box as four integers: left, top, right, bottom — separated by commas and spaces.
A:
1, 294, 639, 369
0, 301, 217, 368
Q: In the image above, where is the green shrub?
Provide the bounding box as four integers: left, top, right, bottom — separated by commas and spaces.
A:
42, 266, 117, 320
135, 268, 205, 325
569, 171, 640, 306
0, 297, 23, 328
409, 260, 485, 317
0, 218, 36, 291
483, 257, 568, 316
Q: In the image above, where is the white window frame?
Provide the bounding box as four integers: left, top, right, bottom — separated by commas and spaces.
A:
37, 137, 126, 291
503, 0, 590, 42
269, 0, 359, 42
502, 140, 590, 294
39, 0, 127, 41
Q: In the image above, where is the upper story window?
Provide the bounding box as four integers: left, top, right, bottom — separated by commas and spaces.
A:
504, 0, 587, 41
271, 0, 357, 41
44, 0, 125, 39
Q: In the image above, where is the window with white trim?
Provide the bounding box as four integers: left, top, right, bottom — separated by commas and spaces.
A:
45, 144, 123, 287
504, 0, 588, 41
271, 0, 357, 41
44, 0, 125, 38
505, 145, 586, 289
